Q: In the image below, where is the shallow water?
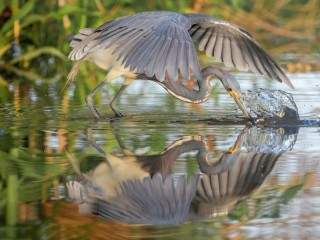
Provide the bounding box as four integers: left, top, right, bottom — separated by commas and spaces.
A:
0, 57, 320, 239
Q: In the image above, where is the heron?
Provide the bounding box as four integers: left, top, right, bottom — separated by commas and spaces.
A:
67, 11, 294, 119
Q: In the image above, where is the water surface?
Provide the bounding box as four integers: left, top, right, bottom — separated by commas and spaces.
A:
0, 58, 319, 239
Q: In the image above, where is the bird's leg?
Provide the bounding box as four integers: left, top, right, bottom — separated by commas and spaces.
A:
109, 78, 134, 117
85, 79, 108, 119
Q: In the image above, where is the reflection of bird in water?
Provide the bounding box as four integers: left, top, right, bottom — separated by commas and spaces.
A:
67, 126, 298, 224
67, 133, 207, 201
190, 126, 299, 220
190, 152, 281, 220
66, 133, 205, 221
67, 11, 294, 119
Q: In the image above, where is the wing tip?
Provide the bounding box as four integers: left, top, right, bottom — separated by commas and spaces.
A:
275, 67, 294, 89
283, 77, 295, 89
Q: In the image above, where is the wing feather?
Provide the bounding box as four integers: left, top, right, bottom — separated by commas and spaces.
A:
199, 28, 212, 51
191, 27, 206, 42
122, 32, 153, 69
179, 42, 190, 79
230, 37, 248, 71
95, 27, 127, 42
145, 35, 166, 77
205, 30, 217, 57
184, 13, 294, 88
222, 37, 234, 68
68, 12, 202, 82
243, 39, 268, 76
213, 33, 224, 62
166, 39, 179, 80
155, 38, 172, 81
253, 44, 291, 84
134, 36, 161, 73
251, 43, 275, 79
239, 39, 260, 74
189, 43, 203, 80
115, 30, 145, 61
189, 25, 200, 35
103, 29, 137, 48
125, 35, 156, 72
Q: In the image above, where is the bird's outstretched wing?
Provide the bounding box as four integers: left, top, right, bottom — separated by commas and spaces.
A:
68, 11, 202, 82
184, 13, 294, 88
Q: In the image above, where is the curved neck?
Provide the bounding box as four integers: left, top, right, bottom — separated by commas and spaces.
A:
159, 75, 211, 103
154, 66, 232, 103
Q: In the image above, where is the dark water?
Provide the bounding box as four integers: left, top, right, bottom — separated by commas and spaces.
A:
0, 59, 320, 239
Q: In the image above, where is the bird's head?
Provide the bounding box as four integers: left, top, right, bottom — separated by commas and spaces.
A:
202, 66, 252, 120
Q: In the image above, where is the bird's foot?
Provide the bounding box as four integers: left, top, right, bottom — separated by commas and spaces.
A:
101, 113, 125, 121
110, 105, 124, 120
87, 104, 125, 121
113, 112, 125, 120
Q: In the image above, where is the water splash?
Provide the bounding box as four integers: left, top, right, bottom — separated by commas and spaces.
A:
240, 89, 300, 122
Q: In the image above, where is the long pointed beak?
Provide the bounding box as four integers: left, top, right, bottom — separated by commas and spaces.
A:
228, 89, 253, 121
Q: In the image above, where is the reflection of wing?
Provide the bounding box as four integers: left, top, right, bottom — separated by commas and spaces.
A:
69, 12, 202, 82
184, 13, 294, 88
190, 152, 281, 220
94, 174, 199, 224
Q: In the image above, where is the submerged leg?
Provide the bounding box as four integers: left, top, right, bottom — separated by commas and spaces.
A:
85, 79, 108, 119
109, 78, 134, 117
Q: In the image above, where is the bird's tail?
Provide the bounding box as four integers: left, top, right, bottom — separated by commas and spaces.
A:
60, 58, 84, 94
69, 28, 95, 49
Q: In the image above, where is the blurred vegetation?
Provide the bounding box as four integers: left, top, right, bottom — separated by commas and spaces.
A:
0, 0, 319, 85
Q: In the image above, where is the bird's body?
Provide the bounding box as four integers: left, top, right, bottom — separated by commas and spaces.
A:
86, 46, 120, 70
67, 11, 294, 119
85, 45, 137, 79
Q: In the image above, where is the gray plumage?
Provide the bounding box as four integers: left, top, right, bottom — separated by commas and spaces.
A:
189, 125, 299, 220
94, 173, 199, 224
69, 11, 293, 87
68, 11, 294, 118
190, 152, 281, 220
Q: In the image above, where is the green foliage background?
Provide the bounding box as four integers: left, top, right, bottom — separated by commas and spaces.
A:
0, 0, 319, 84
